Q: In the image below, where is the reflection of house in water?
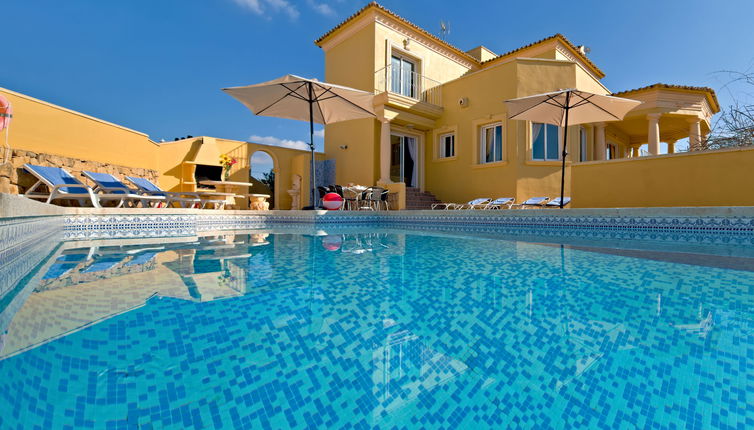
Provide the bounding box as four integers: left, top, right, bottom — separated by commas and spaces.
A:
0, 233, 273, 359
163, 234, 272, 297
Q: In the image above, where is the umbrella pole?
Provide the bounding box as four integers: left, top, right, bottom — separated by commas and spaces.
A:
559, 91, 571, 209
308, 82, 317, 209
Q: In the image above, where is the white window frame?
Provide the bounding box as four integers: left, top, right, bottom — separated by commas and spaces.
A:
479, 122, 504, 164
531, 122, 561, 161
438, 133, 455, 159
390, 53, 418, 99
607, 142, 617, 160
579, 126, 588, 162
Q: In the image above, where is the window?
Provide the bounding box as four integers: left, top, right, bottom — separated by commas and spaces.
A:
579, 126, 588, 162
532, 122, 560, 161
480, 123, 503, 163
438, 133, 455, 158
607, 143, 617, 160
391, 55, 416, 98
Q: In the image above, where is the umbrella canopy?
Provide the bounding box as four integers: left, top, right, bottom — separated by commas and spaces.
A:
223, 75, 376, 208
505, 89, 641, 207
505, 89, 641, 126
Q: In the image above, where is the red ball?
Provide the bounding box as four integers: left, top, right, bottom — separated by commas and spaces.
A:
322, 192, 343, 210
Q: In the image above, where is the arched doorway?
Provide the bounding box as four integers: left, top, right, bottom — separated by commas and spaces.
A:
250, 151, 275, 209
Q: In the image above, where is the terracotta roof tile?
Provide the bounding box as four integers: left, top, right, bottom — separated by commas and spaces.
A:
612, 83, 720, 112
481, 33, 605, 78
314, 2, 478, 64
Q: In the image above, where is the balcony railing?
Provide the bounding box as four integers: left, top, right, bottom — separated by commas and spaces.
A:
375, 65, 442, 107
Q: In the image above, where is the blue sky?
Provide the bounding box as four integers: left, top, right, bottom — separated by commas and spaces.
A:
3, 0, 753, 161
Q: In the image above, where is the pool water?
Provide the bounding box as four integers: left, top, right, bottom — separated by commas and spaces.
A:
1, 229, 753, 429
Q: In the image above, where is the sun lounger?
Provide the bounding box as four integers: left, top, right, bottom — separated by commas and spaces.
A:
124, 176, 202, 208
23, 164, 130, 208
455, 198, 492, 210
545, 197, 571, 208
82, 171, 166, 208
512, 197, 550, 209
432, 198, 491, 210
484, 197, 515, 209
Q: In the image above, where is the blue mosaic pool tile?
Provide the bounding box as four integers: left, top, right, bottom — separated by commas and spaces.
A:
1, 230, 754, 428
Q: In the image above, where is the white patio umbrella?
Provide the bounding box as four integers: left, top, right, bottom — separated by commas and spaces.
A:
505, 89, 641, 207
223, 75, 376, 208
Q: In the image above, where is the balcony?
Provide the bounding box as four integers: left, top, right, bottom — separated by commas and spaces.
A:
374, 65, 443, 118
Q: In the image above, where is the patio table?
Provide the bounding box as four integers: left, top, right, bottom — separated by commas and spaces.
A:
199, 180, 269, 210
341, 185, 367, 210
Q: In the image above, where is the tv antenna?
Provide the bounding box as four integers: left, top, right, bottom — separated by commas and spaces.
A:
440, 20, 450, 40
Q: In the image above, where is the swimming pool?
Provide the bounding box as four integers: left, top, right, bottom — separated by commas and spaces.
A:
1, 227, 753, 429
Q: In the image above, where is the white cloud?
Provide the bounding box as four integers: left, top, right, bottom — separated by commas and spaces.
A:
314, 128, 325, 138
231, 0, 299, 19
250, 151, 274, 164
249, 135, 310, 151
306, 0, 336, 16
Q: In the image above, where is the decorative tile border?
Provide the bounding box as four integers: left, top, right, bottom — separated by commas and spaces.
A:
54, 211, 754, 241
0, 216, 64, 298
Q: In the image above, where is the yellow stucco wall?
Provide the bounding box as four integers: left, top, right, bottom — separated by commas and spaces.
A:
425, 59, 589, 204
0, 87, 160, 170
571, 147, 754, 208
1, 87, 316, 209
157, 137, 319, 209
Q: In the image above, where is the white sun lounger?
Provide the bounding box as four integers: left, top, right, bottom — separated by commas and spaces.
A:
23, 164, 130, 208
545, 197, 571, 208
432, 198, 491, 210
484, 197, 515, 209
124, 176, 203, 208
82, 171, 166, 208
512, 197, 550, 209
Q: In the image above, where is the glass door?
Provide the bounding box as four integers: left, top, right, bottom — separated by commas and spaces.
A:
390, 134, 417, 187
391, 55, 416, 98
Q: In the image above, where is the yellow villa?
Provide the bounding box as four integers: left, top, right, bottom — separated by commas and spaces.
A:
3, 1, 754, 209
317, 2, 727, 208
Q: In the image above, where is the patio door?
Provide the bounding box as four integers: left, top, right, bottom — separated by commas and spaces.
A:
391, 55, 416, 98
390, 133, 418, 187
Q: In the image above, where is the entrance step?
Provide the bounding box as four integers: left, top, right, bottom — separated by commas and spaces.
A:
405, 187, 441, 210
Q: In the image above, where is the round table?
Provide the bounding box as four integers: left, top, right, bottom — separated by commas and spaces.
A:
199, 180, 270, 210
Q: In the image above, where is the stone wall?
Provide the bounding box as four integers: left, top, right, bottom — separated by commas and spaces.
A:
0, 149, 159, 196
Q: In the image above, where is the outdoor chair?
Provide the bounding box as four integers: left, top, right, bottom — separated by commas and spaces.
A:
23, 164, 133, 208
82, 171, 166, 208
512, 197, 550, 209
124, 176, 203, 208
484, 197, 515, 209
317, 186, 330, 207
379, 188, 389, 210
357, 187, 385, 210
332, 184, 358, 210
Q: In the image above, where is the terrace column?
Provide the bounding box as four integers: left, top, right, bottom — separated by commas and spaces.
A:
688, 118, 702, 151
667, 140, 676, 154
379, 119, 392, 183
594, 122, 606, 160
647, 113, 661, 155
